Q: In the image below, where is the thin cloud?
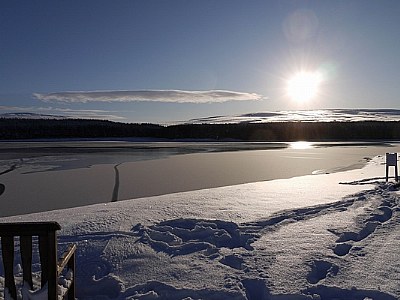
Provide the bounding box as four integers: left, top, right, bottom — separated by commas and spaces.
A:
39, 107, 126, 120
0, 105, 32, 111
33, 90, 263, 103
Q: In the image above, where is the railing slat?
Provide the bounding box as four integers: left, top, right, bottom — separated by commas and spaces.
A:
39, 234, 49, 289
46, 231, 58, 300
20, 235, 33, 290
1, 236, 17, 300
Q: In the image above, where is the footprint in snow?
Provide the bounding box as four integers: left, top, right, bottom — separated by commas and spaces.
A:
307, 260, 339, 284
133, 218, 255, 256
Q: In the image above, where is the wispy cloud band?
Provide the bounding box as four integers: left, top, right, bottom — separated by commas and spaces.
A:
33, 90, 263, 103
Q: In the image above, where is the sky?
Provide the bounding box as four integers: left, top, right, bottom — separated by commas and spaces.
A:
1, 0, 400, 124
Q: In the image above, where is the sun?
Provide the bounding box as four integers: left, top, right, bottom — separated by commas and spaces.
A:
286, 71, 323, 103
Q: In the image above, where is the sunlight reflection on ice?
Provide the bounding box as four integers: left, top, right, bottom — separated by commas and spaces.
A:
290, 141, 314, 149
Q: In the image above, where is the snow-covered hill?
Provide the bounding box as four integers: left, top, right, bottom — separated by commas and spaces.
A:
3, 109, 400, 125
185, 109, 400, 124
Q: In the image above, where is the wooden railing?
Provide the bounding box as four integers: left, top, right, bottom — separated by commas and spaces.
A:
0, 222, 76, 300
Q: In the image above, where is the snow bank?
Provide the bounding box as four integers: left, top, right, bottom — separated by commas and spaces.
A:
1, 155, 399, 299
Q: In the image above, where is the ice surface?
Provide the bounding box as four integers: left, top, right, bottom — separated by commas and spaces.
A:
0, 155, 399, 299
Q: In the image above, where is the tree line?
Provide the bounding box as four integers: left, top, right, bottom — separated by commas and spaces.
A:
1, 118, 400, 141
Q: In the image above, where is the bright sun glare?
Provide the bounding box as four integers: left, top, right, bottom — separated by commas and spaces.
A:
287, 71, 323, 103
290, 141, 313, 149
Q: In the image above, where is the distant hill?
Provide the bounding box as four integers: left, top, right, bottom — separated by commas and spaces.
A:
2, 109, 400, 124
185, 109, 400, 124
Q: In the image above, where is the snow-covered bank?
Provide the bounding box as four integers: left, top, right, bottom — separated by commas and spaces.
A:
1, 155, 399, 299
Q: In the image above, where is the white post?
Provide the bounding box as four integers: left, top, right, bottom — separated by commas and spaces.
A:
386, 153, 398, 182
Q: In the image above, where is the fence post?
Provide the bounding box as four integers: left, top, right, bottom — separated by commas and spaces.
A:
386, 153, 398, 182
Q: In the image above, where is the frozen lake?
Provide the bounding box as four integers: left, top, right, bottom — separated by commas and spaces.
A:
0, 140, 398, 217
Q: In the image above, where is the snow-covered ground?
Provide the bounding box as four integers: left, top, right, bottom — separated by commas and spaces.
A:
1, 154, 399, 299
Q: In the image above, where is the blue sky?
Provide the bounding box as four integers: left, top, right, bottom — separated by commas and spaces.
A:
1, 0, 400, 123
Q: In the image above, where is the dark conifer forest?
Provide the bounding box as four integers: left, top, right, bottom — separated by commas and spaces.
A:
1, 118, 400, 141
